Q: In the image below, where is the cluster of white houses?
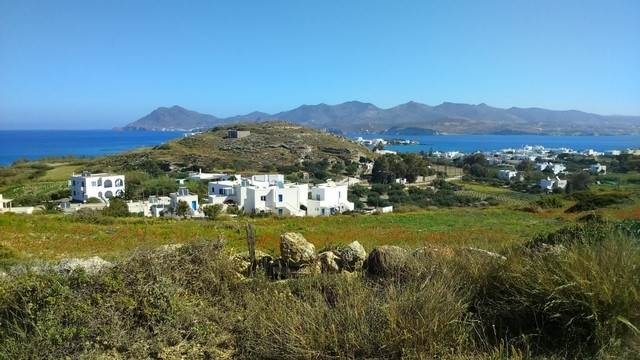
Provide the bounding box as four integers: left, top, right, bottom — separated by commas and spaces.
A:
207, 174, 354, 217
496, 162, 607, 192
66, 171, 354, 218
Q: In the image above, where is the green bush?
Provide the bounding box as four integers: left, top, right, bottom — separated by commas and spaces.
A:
102, 198, 130, 217
534, 195, 565, 209
566, 191, 629, 212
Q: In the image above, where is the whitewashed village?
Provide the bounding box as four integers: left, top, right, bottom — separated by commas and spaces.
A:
2, 132, 636, 217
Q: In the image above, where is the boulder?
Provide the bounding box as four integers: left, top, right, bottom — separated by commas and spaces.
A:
292, 261, 321, 277
231, 250, 273, 275
364, 245, 408, 277
319, 251, 342, 273
338, 241, 367, 271
57, 256, 114, 275
280, 232, 317, 266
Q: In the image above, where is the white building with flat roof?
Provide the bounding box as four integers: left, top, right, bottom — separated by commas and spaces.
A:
497, 169, 518, 181
69, 172, 125, 203
307, 181, 354, 216
170, 187, 200, 215
589, 163, 607, 175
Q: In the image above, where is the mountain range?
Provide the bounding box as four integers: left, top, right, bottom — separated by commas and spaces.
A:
121, 101, 640, 135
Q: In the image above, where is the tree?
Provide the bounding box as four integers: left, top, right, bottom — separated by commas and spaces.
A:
469, 163, 489, 178
516, 159, 534, 172
175, 200, 190, 218
566, 171, 591, 193
400, 153, 429, 182
103, 197, 129, 217
203, 204, 223, 220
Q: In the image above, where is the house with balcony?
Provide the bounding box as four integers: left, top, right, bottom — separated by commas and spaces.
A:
69, 172, 125, 203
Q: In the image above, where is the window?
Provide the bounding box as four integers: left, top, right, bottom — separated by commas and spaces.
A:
260, 195, 266, 201
115, 179, 124, 187
104, 179, 113, 188
73, 190, 76, 196
72, 180, 76, 186
219, 189, 224, 195
278, 194, 283, 202
91, 181, 97, 186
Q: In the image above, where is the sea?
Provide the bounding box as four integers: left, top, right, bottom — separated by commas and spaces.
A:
0, 130, 639, 166
0, 130, 185, 166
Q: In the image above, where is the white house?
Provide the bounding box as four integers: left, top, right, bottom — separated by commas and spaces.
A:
127, 195, 171, 217
244, 182, 309, 216
0, 194, 12, 212
188, 169, 233, 181
250, 174, 284, 186
497, 169, 518, 181
170, 187, 199, 215
69, 172, 125, 203
307, 181, 354, 216
539, 177, 568, 192
535, 162, 566, 175
208, 177, 243, 205
589, 163, 607, 175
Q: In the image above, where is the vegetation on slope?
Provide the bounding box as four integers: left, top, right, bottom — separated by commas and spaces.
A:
93, 121, 373, 175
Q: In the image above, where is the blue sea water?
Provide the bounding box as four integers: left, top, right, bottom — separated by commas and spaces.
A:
0, 130, 638, 167
379, 134, 640, 154
0, 130, 185, 166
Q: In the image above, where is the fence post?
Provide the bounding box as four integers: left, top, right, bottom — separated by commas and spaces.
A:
246, 223, 256, 276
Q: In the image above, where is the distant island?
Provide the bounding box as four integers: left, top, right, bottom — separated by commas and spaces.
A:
119, 101, 640, 135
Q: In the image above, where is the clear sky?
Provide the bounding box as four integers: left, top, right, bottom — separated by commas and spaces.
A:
1, 0, 639, 129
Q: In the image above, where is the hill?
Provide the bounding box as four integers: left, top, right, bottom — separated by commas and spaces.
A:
121, 101, 640, 135
122, 105, 222, 131
98, 121, 373, 173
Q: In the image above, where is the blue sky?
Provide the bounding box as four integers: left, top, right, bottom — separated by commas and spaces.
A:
1, 0, 639, 129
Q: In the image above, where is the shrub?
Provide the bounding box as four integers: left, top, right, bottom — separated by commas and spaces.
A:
566, 191, 629, 212
534, 195, 565, 209
203, 204, 223, 220
102, 198, 130, 217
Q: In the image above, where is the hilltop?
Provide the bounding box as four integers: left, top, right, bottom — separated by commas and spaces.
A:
121, 101, 640, 135
100, 121, 372, 173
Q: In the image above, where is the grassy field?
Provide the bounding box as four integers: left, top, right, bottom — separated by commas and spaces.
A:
0, 207, 567, 262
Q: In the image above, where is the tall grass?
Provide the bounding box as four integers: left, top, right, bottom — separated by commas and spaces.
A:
0, 221, 638, 359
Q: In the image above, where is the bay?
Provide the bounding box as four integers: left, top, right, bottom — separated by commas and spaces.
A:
0, 130, 638, 167
377, 134, 640, 154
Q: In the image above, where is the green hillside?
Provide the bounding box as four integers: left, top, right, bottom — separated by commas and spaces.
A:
95, 121, 373, 174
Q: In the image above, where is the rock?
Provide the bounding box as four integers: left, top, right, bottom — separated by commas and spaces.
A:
231, 250, 273, 275
292, 261, 321, 277
364, 245, 408, 277
57, 256, 114, 275
319, 251, 342, 273
338, 241, 367, 271
462, 247, 507, 262
280, 232, 317, 266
